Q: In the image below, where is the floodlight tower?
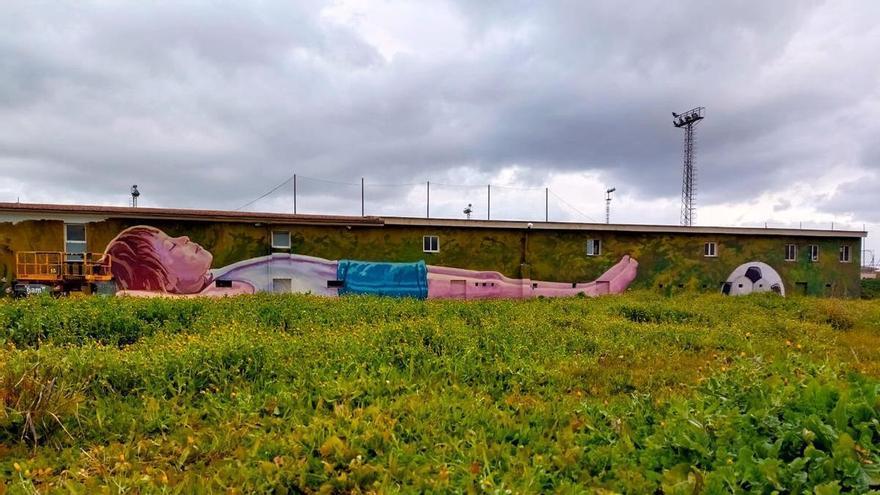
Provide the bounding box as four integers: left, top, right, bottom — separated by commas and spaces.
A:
672, 107, 705, 226
130, 185, 140, 207
605, 187, 615, 224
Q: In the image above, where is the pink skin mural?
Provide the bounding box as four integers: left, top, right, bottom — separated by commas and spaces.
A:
426, 256, 638, 299
105, 226, 638, 299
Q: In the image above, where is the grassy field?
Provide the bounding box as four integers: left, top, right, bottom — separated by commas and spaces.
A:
1, 292, 879, 494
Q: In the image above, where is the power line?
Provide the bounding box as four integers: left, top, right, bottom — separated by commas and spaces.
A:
548, 190, 600, 223
296, 175, 360, 187
235, 172, 604, 223
235, 173, 295, 211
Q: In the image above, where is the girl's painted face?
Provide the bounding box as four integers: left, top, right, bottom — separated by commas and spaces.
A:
153, 232, 213, 293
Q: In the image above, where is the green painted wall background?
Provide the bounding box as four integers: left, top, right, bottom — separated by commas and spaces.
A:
0, 218, 863, 297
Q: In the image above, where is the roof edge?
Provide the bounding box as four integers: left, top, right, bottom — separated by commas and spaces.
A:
0, 202, 867, 237
0, 202, 383, 226
382, 216, 868, 238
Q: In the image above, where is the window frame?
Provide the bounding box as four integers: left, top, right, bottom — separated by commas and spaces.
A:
422, 235, 440, 253
586, 239, 602, 257
271, 230, 291, 249
64, 223, 87, 262
809, 244, 819, 262
839, 244, 851, 263
703, 241, 717, 258
784, 244, 797, 262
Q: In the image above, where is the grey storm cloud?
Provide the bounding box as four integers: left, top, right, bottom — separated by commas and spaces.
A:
0, 0, 878, 220
822, 140, 880, 222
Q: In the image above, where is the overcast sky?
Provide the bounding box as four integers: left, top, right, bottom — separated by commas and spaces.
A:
1, 1, 878, 255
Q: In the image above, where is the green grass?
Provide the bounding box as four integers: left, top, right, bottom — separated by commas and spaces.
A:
1, 292, 879, 493
862, 278, 880, 300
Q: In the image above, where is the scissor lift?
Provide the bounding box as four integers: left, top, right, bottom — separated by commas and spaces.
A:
13, 252, 113, 296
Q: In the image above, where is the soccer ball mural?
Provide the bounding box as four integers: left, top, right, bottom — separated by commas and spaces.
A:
721, 262, 785, 296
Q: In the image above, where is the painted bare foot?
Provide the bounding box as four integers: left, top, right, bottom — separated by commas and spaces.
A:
596, 255, 639, 294
529, 255, 638, 298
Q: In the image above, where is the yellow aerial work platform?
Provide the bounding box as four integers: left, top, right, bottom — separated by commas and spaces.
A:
14, 252, 112, 295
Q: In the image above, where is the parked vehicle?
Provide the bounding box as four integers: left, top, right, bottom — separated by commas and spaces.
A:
12, 251, 114, 297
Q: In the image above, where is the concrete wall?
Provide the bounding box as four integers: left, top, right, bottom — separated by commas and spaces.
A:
0, 217, 863, 297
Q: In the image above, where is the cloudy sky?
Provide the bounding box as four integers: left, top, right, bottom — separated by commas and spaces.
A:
1, 1, 878, 254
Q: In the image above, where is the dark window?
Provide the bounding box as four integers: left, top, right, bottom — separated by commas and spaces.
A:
839, 245, 851, 263
423, 235, 439, 253
784, 244, 797, 261
65, 224, 86, 261
809, 245, 819, 262
704, 242, 717, 257
586, 239, 601, 256
215, 280, 233, 288
327, 280, 344, 288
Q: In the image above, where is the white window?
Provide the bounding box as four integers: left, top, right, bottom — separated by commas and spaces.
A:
586, 239, 601, 256
423, 235, 439, 253
704, 242, 717, 257
271, 231, 291, 249
784, 244, 797, 262
839, 245, 851, 263
809, 245, 819, 262
65, 223, 86, 261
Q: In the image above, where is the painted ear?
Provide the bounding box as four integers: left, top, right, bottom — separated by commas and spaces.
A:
721, 282, 732, 295
770, 284, 782, 294
744, 266, 763, 283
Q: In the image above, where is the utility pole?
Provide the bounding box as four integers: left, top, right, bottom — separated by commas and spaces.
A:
293, 174, 297, 214
361, 177, 365, 216
487, 185, 491, 220
545, 188, 549, 222
426, 181, 430, 218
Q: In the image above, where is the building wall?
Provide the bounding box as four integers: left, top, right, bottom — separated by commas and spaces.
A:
0, 219, 66, 287
0, 217, 863, 297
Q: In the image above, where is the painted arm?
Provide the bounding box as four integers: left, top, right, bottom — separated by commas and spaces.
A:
426, 255, 638, 299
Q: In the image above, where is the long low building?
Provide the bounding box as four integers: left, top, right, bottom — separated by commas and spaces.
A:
0, 202, 867, 298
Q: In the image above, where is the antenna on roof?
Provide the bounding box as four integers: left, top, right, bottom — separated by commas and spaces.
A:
131, 185, 140, 207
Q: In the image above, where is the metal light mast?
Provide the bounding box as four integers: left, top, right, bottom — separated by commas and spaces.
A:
672, 107, 705, 226
130, 185, 140, 207
605, 187, 615, 224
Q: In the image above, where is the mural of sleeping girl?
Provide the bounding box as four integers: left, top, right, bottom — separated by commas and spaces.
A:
104, 226, 639, 299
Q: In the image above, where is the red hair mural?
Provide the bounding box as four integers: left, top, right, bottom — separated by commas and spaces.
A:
104, 226, 213, 293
